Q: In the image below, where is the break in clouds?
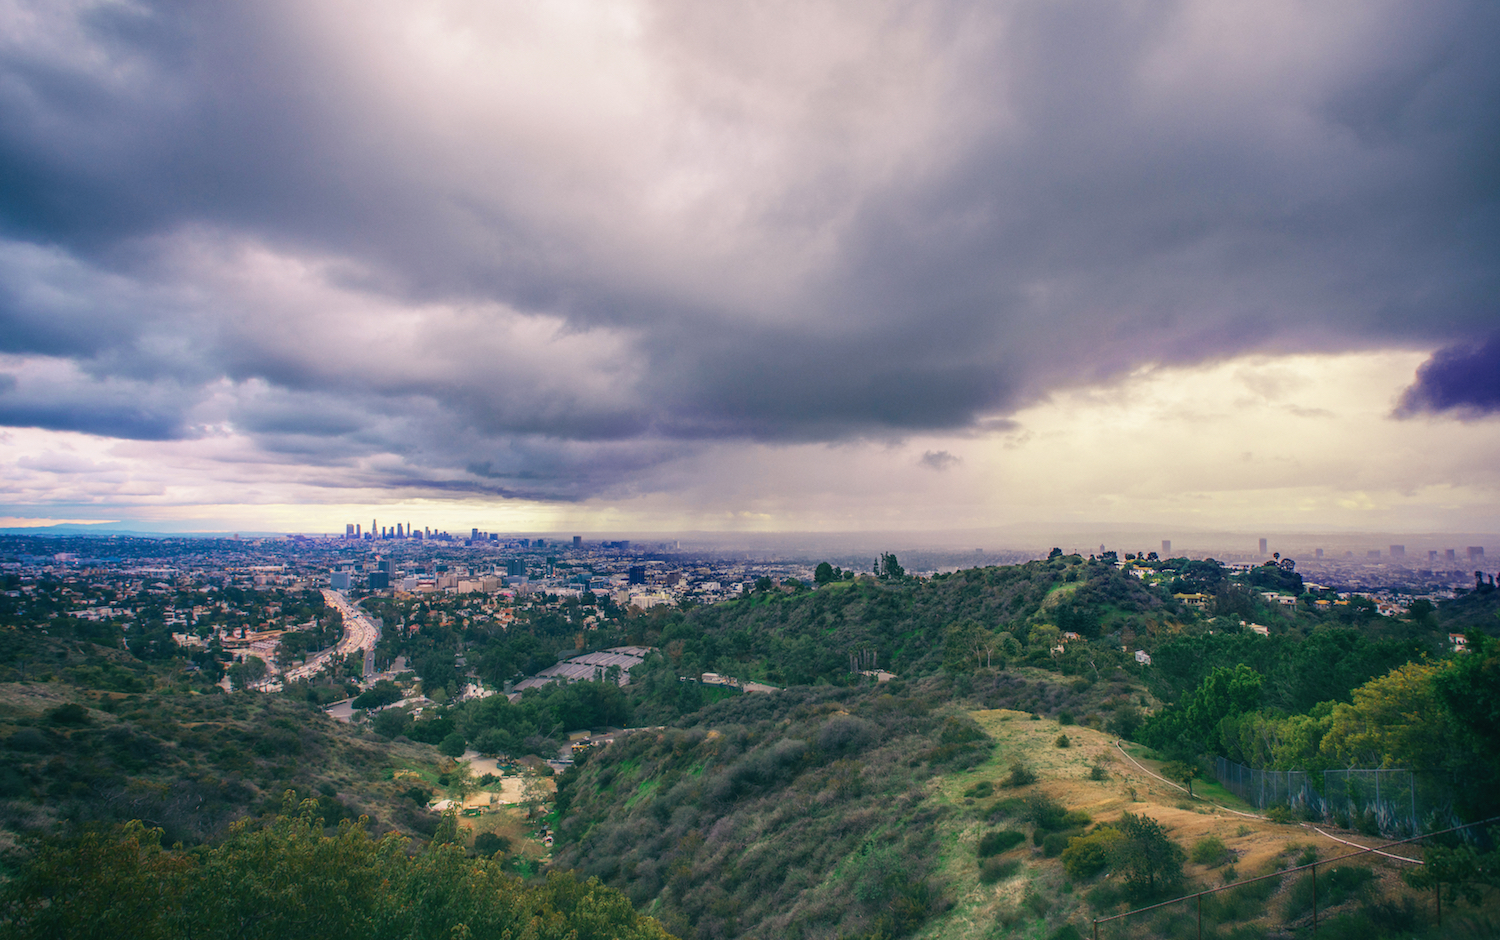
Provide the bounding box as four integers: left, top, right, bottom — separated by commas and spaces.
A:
1, 0, 1498, 501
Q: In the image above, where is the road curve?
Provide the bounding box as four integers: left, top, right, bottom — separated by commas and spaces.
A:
279, 590, 382, 683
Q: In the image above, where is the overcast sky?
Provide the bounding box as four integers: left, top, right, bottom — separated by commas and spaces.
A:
1, 0, 1498, 537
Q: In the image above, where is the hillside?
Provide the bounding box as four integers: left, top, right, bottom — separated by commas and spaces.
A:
0, 635, 468, 854
553, 670, 1490, 940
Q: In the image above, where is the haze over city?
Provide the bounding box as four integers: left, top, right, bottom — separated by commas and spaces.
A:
1, 0, 1498, 542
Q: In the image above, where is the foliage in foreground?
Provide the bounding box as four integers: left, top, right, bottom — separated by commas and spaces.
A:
0, 796, 673, 940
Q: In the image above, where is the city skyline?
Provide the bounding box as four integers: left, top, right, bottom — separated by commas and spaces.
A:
1, 1, 1498, 536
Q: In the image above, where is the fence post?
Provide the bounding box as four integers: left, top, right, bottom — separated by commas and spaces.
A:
1197, 892, 1203, 940
1312, 862, 1318, 935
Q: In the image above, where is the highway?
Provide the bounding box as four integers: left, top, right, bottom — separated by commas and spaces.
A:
278, 589, 382, 683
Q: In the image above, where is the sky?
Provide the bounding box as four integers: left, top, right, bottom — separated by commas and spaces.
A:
1, 0, 1498, 539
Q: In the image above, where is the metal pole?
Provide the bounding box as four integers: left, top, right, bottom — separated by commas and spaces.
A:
1093, 918, 1099, 940
1197, 892, 1203, 940
1312, 862, 1318, 935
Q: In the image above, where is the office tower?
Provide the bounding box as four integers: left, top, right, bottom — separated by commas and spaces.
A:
1429, 550, 1438, 564
573, 536, 582, 547
1390, 545, 1405, 558
628, 565, 646, 585
356, 524, 362, 538
330, 571, 351, 590
1469, 547, 1486, 562
506, 559, 526, 576
472, 528, 480, 540
368, 572, 389, 590
346, 523, 355, 539
1446, 549, 1457, 562
1315, 548, 1323, 558
1161, 540, 1171, 555
1258, 538, 1268, 555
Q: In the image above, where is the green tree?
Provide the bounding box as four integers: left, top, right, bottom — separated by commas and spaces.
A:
1143, 664, 1262, 759
1110, 812, 1185, 898
1162, 760, 1199, 798
814, 562, 835, 585
439, 731, 468, 758
878, 553, 905, 580
227, 655, 267, 691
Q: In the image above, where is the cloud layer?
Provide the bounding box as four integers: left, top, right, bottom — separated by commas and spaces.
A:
1, 0, 1498, 503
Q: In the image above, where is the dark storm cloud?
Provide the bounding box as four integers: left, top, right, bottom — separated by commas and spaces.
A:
1396, 330, 1500, 418
1, 0, 1498, 499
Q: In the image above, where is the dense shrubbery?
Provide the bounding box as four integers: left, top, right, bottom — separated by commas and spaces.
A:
550, 680, 979, 940
0, 798, 672, 940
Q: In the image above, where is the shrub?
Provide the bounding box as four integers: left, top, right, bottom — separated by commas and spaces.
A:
979, 856, 1022, 884
978, 829, 1026, 858
44, 703, 91, 726
1002, 762, 1037, 788
473, 831, 511, 856
964, 780, 995, 799
1043, 832, 1080, 857
1191, 835, 1234, 868
1057, 711, 1075, 726
989, 797, 1029, 821
1086, 882, 1123, 911
1023, 890, 1051, 917
1055, 734, 1071, 748
1283, 867, 1373, 918
1026, 794, 1069, 831
1062, 827, 1122, 879
1088, 761, 1108, 781
1265, 805, 1294, 824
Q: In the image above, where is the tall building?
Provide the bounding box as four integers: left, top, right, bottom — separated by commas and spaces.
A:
346, 523, 356, 539
330, 570, 351, 590
573, 535, 582, 547
1429, 550, 1439, 564
1390, 545, 1405, 558
472, 528, 480, 540
628, 565, 647, 585
1469, 546, 1486, 563
1258, 538, 1268, 555
1161, 539, 1171, 555
1446, 549, 1457, 562
1315, 548, 1324, 559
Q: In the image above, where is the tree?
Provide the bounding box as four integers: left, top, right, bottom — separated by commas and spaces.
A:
1162, 760, 1199, 798
1110, 812, 1185, 898
878, 553, 905, 580
814, 562, 835, 585
227, 655, 267, 691
1142, 664, 1262, 760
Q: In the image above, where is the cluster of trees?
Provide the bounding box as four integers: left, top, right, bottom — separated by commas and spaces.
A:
0, 798, 672, 940
1142, 633, 1500, 818
374, 679, 631, 759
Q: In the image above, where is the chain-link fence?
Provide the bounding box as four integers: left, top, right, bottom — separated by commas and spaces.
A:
1214, 758, 1452, 837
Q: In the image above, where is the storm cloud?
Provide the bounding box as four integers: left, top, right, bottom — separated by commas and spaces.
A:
1397, 330, 1500, 418
1, 0, 1498, 501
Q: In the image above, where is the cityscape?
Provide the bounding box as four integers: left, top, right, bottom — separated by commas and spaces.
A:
2, 0, 1500, 937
